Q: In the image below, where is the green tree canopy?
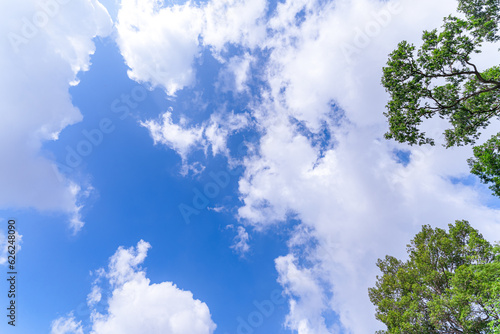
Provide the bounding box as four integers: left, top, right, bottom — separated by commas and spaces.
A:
383, 0, 500, 147
368, 220, 500, 333
468, 133, 500, 197
382, 0, 500, 195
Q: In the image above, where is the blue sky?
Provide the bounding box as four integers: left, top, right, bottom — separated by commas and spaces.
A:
1, 0, 500, 333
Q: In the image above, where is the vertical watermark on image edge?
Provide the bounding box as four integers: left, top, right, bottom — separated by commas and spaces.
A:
6, 219, 17, 327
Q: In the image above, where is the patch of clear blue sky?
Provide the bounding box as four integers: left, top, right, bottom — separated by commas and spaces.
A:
392, 149, 411, 167
448, 174, 477, 187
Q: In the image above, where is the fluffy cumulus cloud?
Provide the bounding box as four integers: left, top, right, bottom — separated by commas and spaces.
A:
116, 0, 500, 333
1, 0, 112, 233
116, 0, 203, 95
116, 0, 267, 95
52, 240, 216, 334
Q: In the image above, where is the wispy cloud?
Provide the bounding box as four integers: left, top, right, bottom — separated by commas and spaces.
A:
229, 225, 250, 255
141, 109, 249, 174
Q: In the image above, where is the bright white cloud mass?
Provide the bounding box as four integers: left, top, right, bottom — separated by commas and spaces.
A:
51, 240, 216, 334
116, 0, 267, 95
1, 0, 112, 233
2, 0, 500, 333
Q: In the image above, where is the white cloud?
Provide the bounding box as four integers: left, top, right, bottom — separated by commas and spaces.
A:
116, 0, 267, 95
105, 239, 151, 287
204, 111, 250, 156
276, 253, 331, 334
52, 240, 216, 334
141, 108, 249, 172
87, 285, 102, 308
1, 0, 112, 233
141, 109, 204, 164
230, 225, 250, 255
218, 53, 255, 93
116, 0, 204, 95
201, 0, 267, 52
51, 313, 84, 334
